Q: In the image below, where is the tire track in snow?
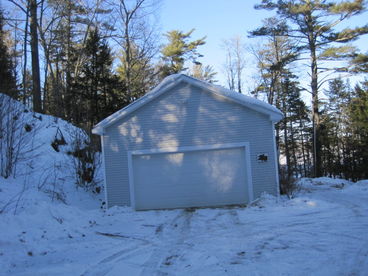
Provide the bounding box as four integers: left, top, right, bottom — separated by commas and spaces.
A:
301, 187, 368, 274
349, 241, 368, 276
191, 208, 259, 275
139, 209, 195, 276
80, 239, 152, 276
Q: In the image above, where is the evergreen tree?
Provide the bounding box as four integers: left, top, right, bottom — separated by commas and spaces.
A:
278, 74, 311, 179
250, 19, 310, 180
0, 10, 17, 97
320, 78, 351, 177
189, 64, 217, 83
160, 29, 206, 78
350, 52, 368, 73
250, 17, 298, 107
72, 28, 121, 129
320, 77, 368, 180
348, 80, 368, 180
252, 0, 368, 177
117, 42, 155, 102
43, 0, 96, 120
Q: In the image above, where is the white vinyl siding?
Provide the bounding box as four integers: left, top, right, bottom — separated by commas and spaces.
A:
102, 81, 278, 207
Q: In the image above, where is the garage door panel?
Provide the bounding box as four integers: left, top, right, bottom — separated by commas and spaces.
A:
131, 146, 249, 210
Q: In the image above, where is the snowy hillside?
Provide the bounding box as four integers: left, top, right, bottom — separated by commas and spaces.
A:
1, 95, 368, 275
0, 94, 103, 213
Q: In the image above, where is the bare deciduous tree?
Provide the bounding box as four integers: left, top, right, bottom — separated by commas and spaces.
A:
222, 36, 246, 93
114, 0, 160, 100
0, 94, 38, 178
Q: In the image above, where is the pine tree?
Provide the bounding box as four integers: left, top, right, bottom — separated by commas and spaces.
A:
348, 80, 368, 180
320, 77, 368, 180
160, 29, 206, 78
350, 52, 368, 73
43, 0, 94, 120
250, 17, 298, 107
250, 19, 309, 180
252, 0, 368, 177
0, 9, 18, 97
117, 42, 154, 102
278, 74, 311, 178
72, 28, 120, 129
189, 64, 217, 83
321, 78, 351, 177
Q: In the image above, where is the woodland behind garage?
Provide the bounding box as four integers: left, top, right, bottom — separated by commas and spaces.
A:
93, 74, 283, 210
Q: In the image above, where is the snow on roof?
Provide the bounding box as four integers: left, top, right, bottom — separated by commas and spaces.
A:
92, 74, 283, 135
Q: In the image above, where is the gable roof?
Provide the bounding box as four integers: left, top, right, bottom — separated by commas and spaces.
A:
92, 74, 283, 135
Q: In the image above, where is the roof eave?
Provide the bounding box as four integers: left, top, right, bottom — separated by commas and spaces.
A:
92, 126, 103, 135
182, 76, 283, 122
92, 74, 183, 136
270, 113, 284, 122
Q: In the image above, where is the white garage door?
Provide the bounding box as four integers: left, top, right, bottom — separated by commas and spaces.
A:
129, 144, 252, 210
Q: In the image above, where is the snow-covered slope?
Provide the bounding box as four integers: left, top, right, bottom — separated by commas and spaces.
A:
0, 94, 103, 213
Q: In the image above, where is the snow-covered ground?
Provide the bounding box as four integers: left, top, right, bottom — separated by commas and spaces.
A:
1, 177, 368, 276
1, 95, 367, 275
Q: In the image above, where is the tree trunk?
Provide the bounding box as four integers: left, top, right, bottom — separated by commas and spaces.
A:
22, 4, 29, 105
289, 120, 298, 177
283, 102, 291, 177
310, 44, 321, 177
299, 118, 308, 177
29, 0, 42, 113
124, 19, 132, 100
64, 1, 72, 122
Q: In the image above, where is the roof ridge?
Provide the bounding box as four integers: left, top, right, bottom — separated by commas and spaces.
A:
92, 74, 282, 135
178, 74, 282, 116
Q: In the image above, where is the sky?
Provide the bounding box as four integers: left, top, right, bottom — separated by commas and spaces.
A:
159, 0, 269, 87
2, 0, 367, 96
158, 0, 368, 91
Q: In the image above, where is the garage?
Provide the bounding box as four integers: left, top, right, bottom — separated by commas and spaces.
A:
93, 74, 283, 209
128, 143, 252, 210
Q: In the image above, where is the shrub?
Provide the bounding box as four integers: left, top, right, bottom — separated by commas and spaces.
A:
65, 125, 101, 191
0, 94, 37, 178
279, 166, 298, 199
50, 127, 67, 152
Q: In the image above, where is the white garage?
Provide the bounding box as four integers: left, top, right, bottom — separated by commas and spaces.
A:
129, 143, 252, 210
93, 74, 283, 209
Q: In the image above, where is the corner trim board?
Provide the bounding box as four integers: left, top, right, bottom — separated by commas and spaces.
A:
101, 135, 109, 208
245, 145, 254, 202
127, 150, 136, 209
272, 123, 281, 197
